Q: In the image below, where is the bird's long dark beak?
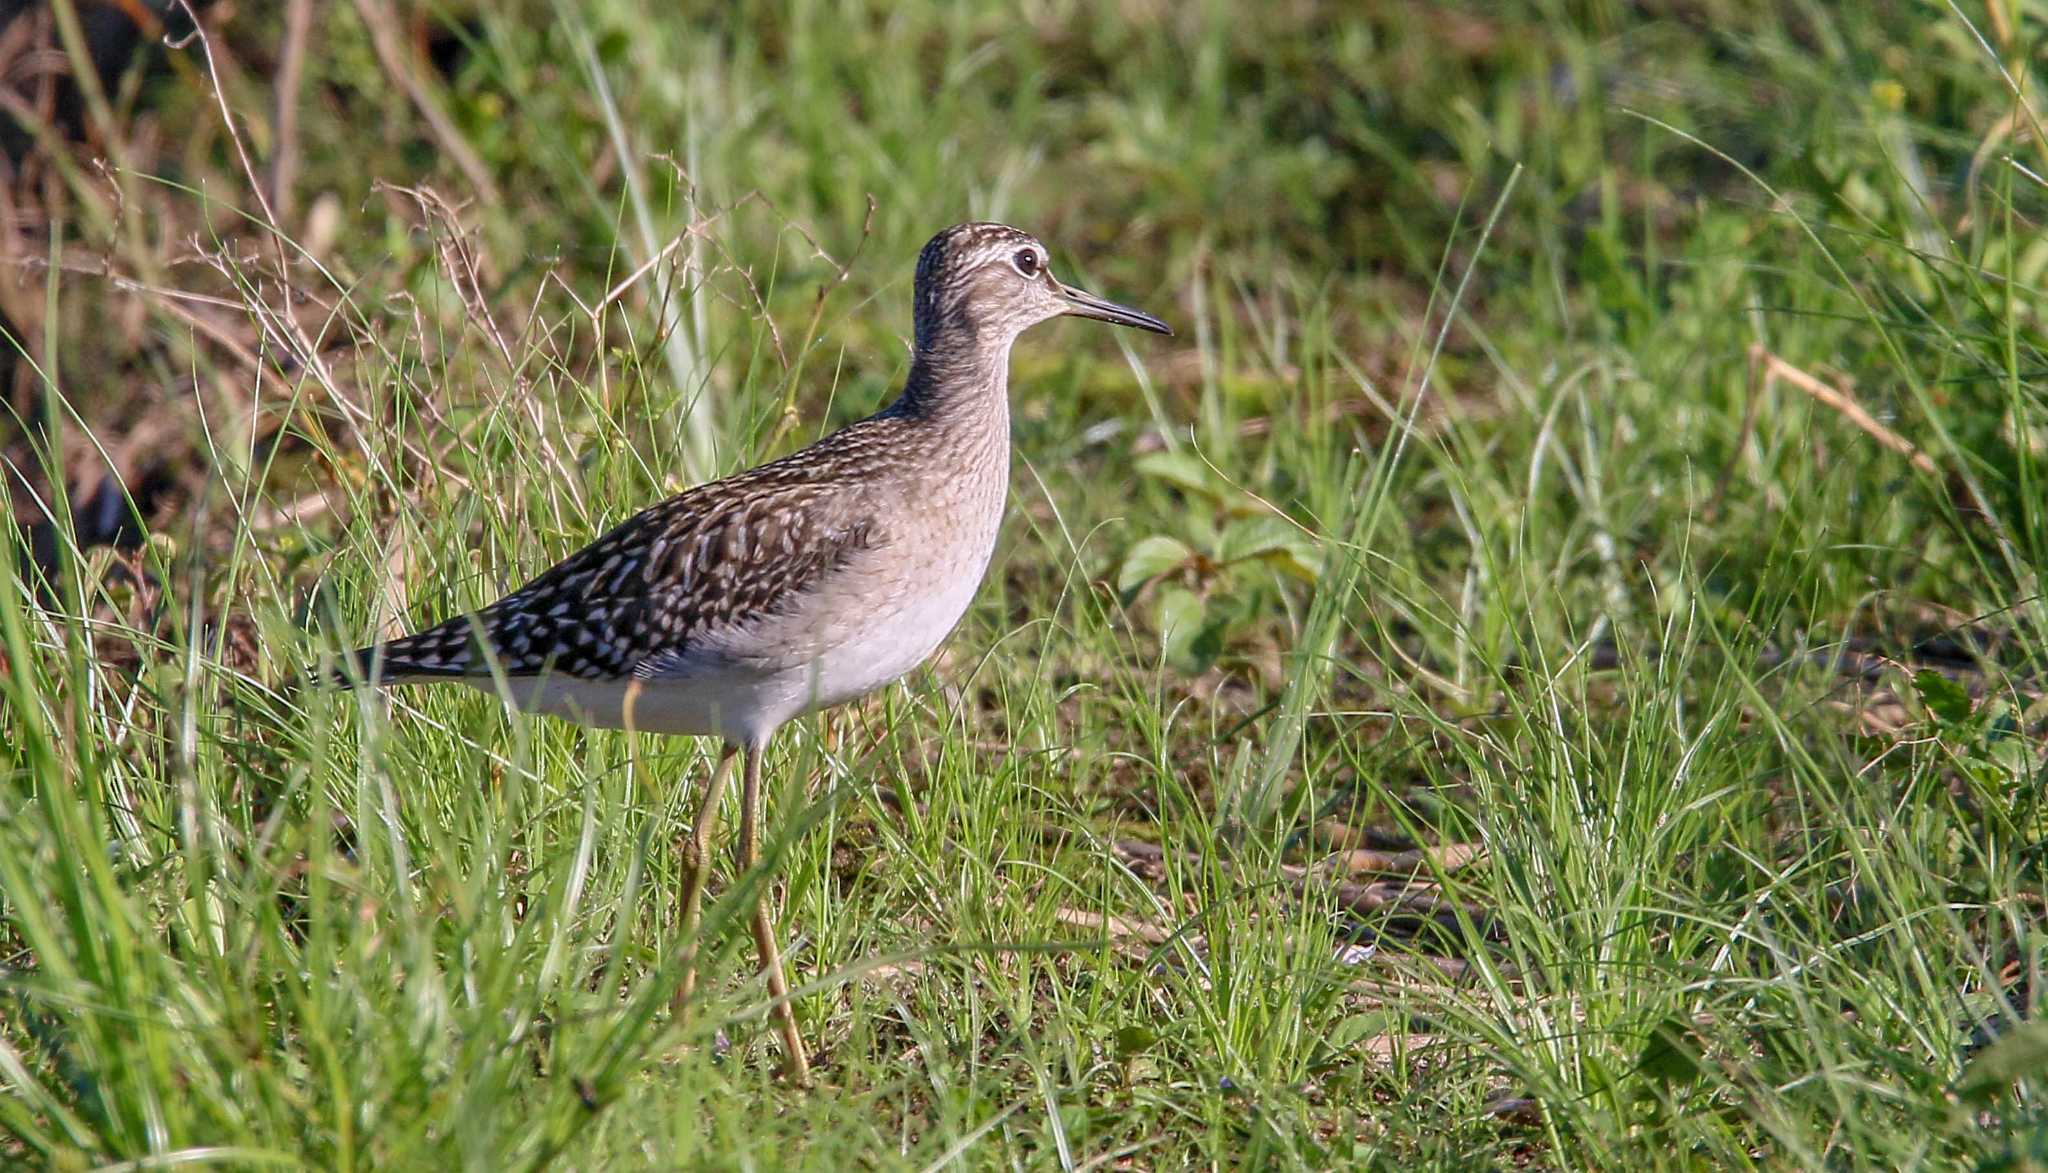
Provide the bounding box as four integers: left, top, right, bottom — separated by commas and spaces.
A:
1055, 281, 1174, 336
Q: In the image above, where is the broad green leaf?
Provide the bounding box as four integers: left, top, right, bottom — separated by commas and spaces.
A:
1636, 1016, 1704, 1088
1216, 516, 1323, 582
1153, 586, 1207, 661
1118, 535, 1193, 595
1329, 1010, 1399, 1051
1182, 616, 1227, 674
1133, 451, 1222, 501
1957, 1020, 2048, 1105
1114, 1024, 1158, 1057
1913, 669, 1973, 725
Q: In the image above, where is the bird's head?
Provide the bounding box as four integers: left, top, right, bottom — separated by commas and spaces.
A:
911, 222, 1172, 353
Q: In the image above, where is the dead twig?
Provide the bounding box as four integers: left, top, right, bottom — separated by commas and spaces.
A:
271, 0, 316, 221
172, 0, 385, 489
251, 486, 343, 531
1053, 906, 1175, 946
1317, 842, 1487, 879
2, 255, 268, 372
347, 0, 502, 205
590, 162, 754, 316
167, 3, 283, 240
1110, 838, 1488, 930
1752, 345, 1939, 479
1719, 345, 1988, 521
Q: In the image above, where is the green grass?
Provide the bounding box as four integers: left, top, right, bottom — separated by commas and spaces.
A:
3, 0, 2047, 1167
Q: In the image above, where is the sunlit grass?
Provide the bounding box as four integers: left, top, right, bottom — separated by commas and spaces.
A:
2, 1, 2045, 1168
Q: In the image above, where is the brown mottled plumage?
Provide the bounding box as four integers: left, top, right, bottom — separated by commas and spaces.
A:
360, 460, 883, 682
336, 222, 1171, 1083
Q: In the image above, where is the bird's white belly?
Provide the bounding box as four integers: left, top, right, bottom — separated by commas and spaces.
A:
466, 672, 779, 742
794, 565, 985, 710
469, 555, 988, 745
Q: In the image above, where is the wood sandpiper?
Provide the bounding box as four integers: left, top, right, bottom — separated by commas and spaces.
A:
338, 223, 1172, 1082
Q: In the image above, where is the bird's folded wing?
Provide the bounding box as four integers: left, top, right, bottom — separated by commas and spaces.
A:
344, 479, 878, 682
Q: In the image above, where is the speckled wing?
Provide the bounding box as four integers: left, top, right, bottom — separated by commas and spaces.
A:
344, 479, 879, 683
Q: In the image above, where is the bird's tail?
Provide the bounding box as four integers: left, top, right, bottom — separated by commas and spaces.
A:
325, 629, 478, 687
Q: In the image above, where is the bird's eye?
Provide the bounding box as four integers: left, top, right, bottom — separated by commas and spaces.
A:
1011, 248, 1041, 277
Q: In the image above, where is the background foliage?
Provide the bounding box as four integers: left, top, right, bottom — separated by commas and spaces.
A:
1, 0, 2045, 1167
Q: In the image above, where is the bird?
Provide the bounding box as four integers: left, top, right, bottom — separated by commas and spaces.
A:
335, 222, 1172, 1083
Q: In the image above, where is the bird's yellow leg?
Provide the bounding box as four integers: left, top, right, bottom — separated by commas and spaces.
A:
671, 743, 737, 1017
738, 743, 811, 1084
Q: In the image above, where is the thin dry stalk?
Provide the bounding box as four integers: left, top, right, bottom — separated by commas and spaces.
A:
1318, 842, 1487, 879
1053, 906, 1175, 946
1717, 344, 1988, 521
1110, 838, 1486, 928
270, 0, 316, 221
1751, 345, 1939, 479
347, 0, 501, 205
376, 181, 514, 366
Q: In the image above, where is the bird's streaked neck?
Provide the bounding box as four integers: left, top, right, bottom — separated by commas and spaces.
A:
892, 327, 1016, 428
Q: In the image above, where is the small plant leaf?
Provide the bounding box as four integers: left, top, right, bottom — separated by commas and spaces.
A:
1182, 615, 1228, 675
1114, 1024, 1158, 1057
1118, 535, 1193, 596
1152, 586, 1207, 661
1957, 1020, 2048, 1105
1133, 451, 1223, 501
1913, 669, 1973, 724
1636, 1015, 1704, 1089
1329, 1010, 1398, 1051
1216, 516, 1323, 582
